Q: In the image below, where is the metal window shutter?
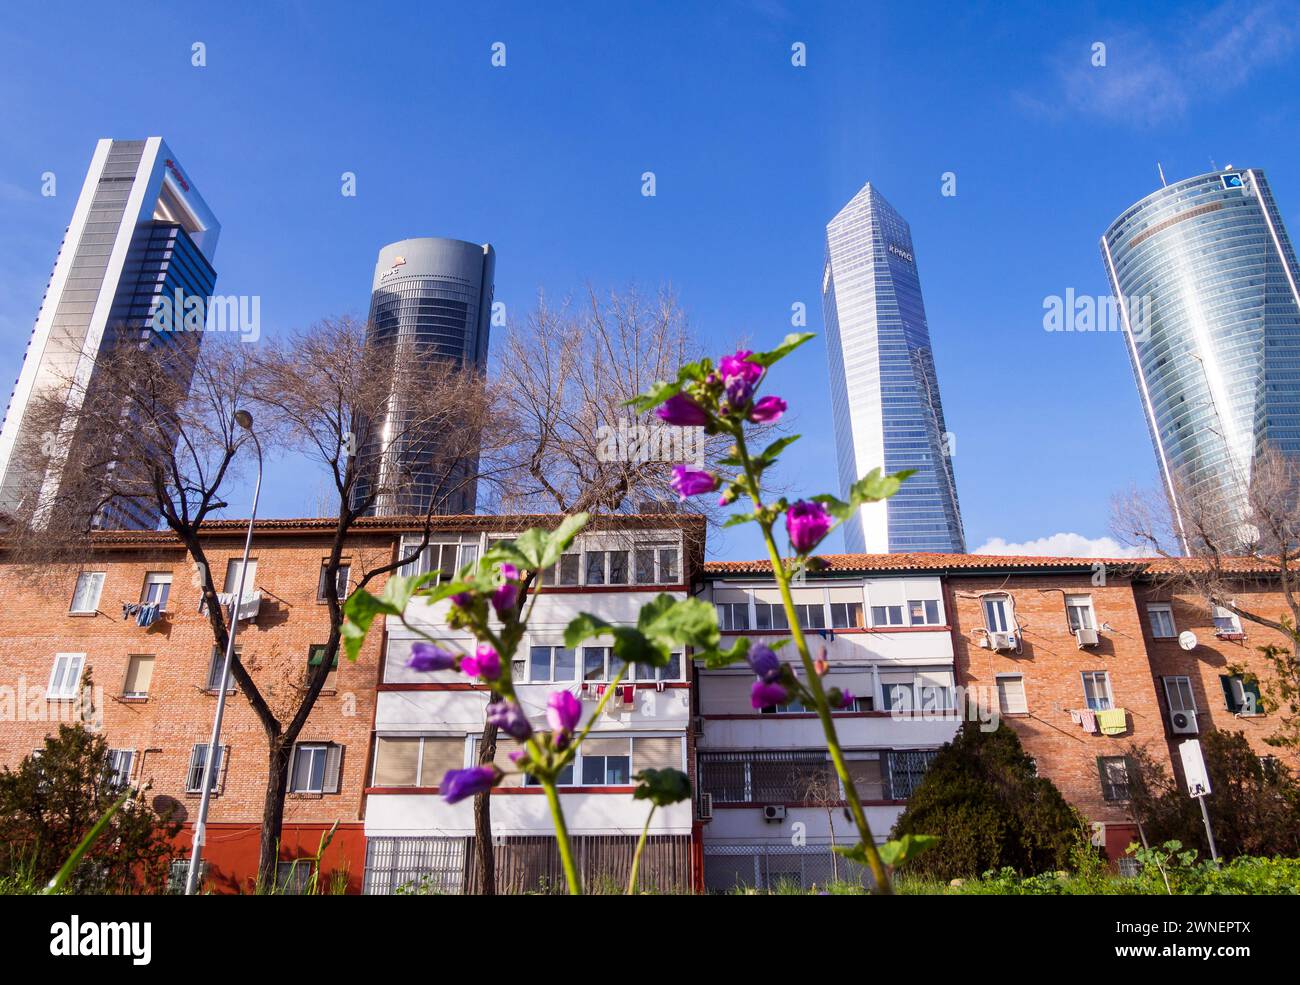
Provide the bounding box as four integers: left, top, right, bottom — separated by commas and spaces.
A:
1219, 675, 1239, 712
324, 744, 343, 793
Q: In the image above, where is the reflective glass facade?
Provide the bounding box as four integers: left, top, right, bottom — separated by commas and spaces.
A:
821, 182, 965, 553
1101, 169, 1300, 544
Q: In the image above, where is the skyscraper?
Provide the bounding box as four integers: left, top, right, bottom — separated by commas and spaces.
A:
821, 182, 965, 554
1101, 168, 1300, 547
0, 138, 220, 530
352, 237, 495, 516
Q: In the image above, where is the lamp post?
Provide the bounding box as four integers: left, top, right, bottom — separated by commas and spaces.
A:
185, 410, 263, 895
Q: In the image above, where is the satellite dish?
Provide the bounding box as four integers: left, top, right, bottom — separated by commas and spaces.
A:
1178, 631, 1198, 651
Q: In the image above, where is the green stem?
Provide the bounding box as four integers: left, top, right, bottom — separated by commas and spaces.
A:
735, 430, 893, 895
542, 777, 581, 894
627, 805, 656, 895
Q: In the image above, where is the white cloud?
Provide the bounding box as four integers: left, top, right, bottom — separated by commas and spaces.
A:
972, 532, 1146, 558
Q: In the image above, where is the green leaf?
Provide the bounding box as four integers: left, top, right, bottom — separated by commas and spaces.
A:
626, 379, 683, 414
756, 435, 799, 464
810, 493, 853, 523
633, 768, 691, 807
832, 843, 871, 865
44, 788, 132, 894
877, 833, 939, 867
749, 332, 814, 367
637, 594, 720, 653
722, 510, 760, 528
700, 635, 750, 669
564, 611, 613, 648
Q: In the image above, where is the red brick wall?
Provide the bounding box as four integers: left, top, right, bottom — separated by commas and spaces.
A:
0, 529, 395, 892
949, 572, 1166, 842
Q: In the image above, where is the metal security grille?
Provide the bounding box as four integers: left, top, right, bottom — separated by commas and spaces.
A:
885, 749, 937, 800
698, 750, 832, 803
703, 842, 876, 893
363, 836, 469, 895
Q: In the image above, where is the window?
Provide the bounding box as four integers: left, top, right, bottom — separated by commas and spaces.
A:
1213, 605, 1242, 636
996, 674, 1028, 714
1097, 756, 1131, 802
47, 653, 85, 699
289, 743, 342, 794
1081, 671, 1112, 712
983, 596, 1010, 633
792, 603, 826, 630
880, 682, 913, 712
632, 546, 681, 583
698, 750, 832, 803
141, 572, 172, 609
1220, 674, 1262, 715
1163, 675, 1196, 714
167, 860, 207, 895
908, 599, 942, 625
70, 572, 105, 613
372, 736, 464, 787
106, 749, 134, 788
583, 647, 609, 682
308, 645, 338, 691
185, 744, 226, 793
607, 550, 629, 585
317, 563, 350, 602
630, 652, 683, 682
754, 602, 789, 631
718, 602, 750, 631
580, 737, 632, 785
275, 861, 312, 895
222, 558, 258, 596
633, 736, 682, 771
1065, 595, 1096, 632
871, 604, 905, 627
886, 750, 937, 800
585, 551, 607, 586
830, 601, 864, 629
527, 646, 576, 683
397, 540, 479, 581
206, 646, 240, 692
1147, 603, 1177, 639
846, 757, 885, 799
122, 654, 154, 699
557, 554, 580, 586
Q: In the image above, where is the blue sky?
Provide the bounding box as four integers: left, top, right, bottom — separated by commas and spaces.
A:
2, 0, 1299, 561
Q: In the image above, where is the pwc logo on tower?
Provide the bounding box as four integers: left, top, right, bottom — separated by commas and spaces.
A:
380, 255, 407, 281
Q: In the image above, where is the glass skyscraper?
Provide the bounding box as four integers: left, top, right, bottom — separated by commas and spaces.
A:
352, 237, 495, 516
821, 181, 965, 554
1101, 168, 1300, 547
0, 138, 220, 530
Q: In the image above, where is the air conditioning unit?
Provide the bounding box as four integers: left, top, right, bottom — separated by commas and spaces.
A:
762, 804, 786, 823
1075, 627, 1100, 649
987, 631, 1016, 652
1170, 709, 1199, 735
696, 792, 713, 821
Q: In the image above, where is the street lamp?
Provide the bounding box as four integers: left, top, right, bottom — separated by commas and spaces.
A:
185, 410, 263, 895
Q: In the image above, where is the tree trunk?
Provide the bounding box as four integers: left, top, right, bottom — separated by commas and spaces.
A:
474, 705, 500, 895
258, 740, 291, 892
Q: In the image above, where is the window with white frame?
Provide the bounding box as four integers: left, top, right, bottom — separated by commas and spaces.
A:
289, 742, 342, 794
106, 748, 134, 788
185, 744, 226, 793
141, 571, 172, 609
759, 695, 808, 714
755, 602, 789, 631
397, 539, 479, 581
717, 602, 750, 631
792, 603, 826, 630
308, 645, 337, 691
907, 599, 942, 625
871, 604, 905, 627
996, 673, 1028, 714
584, 549, 630, 586
372, 735, 465, 787
580, 737, 632, 785
1163, 675, 1196, 714
983, 595, 1010, 633
634, 545, 680, 584
317, 562, 350, 602
582, 646, 609, 682
1147, 603, 1177, 639
1213, 605, 1242, 635
70, 572, 105, 613
122, 654, 154, 699
1081, 671, 1113, 711
830, 601, 865, 628
543, 553, 580, 587
1065, 595, 1096, 632
916, 671, 957, 711
47, 653, 85, 699
527, 645, 576, 683
880, 679, 914, 712
222, 558, 257, 595
1098, 756, 1131, 802
206, 646, 240, 692
630, 652, 682, 682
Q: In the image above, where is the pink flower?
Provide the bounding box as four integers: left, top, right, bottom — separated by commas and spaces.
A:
461, 644, 502, 681
499, 563, 519, 581
656, 393, 709, 427
719, 349, 764, 385
547, 689, 582, 735
670, 465, 719, 500
749, 395, 786, 423
786, 499, 831, 555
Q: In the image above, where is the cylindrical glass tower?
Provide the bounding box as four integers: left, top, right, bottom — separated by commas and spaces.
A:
1101, 169, 1300, 548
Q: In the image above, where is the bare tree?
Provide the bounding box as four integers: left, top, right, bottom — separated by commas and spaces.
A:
1113, 444, 1300, 749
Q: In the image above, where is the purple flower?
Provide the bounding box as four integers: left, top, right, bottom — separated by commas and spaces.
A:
839, 689, 856, 710
656, 393, 710, 427
491, 581, 519, 617
786, 499, 832, 555
508, 748, 528, 765
719, 349, 764, 386
547, 690, 582, 735
746, 643, 782, 683
751, 680, 789, 709
724, 375, 754, 411
749, 395, 786, 424
461, 644, 502, 681
670, 465, 719, 500
828, 687, 856, 710
486, 700, 533, 740
407, 642, 457, 672
499, 563, 520, 581
450, 591, 473, 609
440, 765, 500, 803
